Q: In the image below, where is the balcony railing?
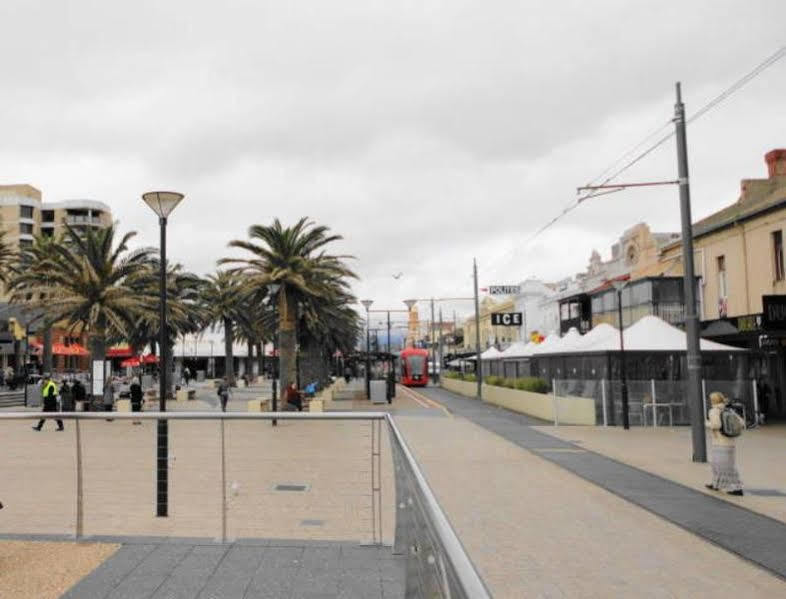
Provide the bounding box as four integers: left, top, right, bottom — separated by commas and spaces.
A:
65, 215, 103, 226
0, 411, 490, 599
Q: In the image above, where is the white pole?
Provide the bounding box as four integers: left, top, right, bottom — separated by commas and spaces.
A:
552, 378, 558, 426
651, 379, 657, 429
601, 379, 608, 427
701, 379, 707, 419
752, 379, 759, 425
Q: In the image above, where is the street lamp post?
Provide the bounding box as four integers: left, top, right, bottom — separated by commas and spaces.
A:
361, 300, 373, 398
142, 191, 184, 519
611, 280, 630, 430
267, 283, 281, 426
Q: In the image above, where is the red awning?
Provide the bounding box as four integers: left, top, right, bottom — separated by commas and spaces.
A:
107, 346, 134, 358
141, 354, 159, 364
52, 343, 89, 356
120, 356, 142, 367
29, 341, 89, 356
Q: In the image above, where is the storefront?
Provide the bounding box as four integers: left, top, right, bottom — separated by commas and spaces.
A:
702, 295, 786, 420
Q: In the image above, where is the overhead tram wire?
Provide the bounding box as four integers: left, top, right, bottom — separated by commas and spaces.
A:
490, 42, 786, 271
485, 118, 675, 279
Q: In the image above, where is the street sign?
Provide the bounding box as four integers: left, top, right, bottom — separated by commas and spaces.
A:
490, 312, 523, 326
488, 285, 520, 296
763, 295, 786, 330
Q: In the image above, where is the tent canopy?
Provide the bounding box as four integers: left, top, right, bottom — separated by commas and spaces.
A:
495, 316, 745, 359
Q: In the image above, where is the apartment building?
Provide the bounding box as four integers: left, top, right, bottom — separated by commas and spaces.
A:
0, 184, 112, 251
0, 184, 113, 372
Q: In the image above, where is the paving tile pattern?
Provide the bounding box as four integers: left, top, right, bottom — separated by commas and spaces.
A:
61, 540, 405, 599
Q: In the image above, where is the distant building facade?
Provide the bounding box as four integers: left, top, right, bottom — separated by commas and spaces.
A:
0, 184, 114, 372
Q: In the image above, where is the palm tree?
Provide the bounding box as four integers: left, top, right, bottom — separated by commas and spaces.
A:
127, 263, 206, 393
8, 234, 61, 373
201, 270, 247, 384
9, 224, 154, 396
223, 218, 357, 396
234, 294, 275, 382
0, 229, 18, 286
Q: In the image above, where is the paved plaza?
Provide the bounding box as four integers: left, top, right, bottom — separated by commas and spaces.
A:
2, 381, 786, 597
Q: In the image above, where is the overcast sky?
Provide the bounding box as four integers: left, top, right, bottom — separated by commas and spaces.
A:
2, 1, 785, 326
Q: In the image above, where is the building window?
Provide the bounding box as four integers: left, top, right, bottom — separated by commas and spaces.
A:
42, 210, 54, 222
773, 231, 785, 282
717, 256, 727, 298
717, 255, 728, 318
19, 223, 33, 235
19, 239, 33, 248
20, 205, 34, 219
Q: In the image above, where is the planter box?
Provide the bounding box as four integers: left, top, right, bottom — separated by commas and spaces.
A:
247, 398, 271, 412
441, 377, 596, 425
116, 399, 132, 412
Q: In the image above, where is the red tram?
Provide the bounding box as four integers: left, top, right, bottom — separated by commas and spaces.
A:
399, 347, 429, 387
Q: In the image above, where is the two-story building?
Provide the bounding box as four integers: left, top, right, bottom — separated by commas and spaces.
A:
659, 149, 786, 419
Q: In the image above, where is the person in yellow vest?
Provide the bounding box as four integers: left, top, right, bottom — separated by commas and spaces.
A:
32, 373, 63, 432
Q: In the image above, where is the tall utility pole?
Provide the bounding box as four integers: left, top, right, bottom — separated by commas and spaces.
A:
430, 298, 436, 383
438, 307, 444, 379
473, 258, 482, 399
675, 81, 707, 463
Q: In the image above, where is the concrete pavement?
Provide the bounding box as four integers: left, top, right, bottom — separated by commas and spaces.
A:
392, 385, 786, 597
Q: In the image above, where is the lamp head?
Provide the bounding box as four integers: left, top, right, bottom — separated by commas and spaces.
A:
403, 299, 417, 311
142, 191, 184, 218
360, 299, 373, 311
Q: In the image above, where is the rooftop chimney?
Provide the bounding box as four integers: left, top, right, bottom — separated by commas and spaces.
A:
765, 149, 786, 178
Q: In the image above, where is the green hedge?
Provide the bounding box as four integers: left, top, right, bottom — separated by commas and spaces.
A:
443, 372, 548, 393
485, 375, 549, 394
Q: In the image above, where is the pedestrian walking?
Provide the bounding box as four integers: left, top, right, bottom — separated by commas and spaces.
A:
103, 379, 115, 421
32, 373, 63, 432
72, 378, 87, 410
183, 366, 191, 387
60, 379, 74, 412
705, 391, 745, 496
130, 376, 143, 425
217, 377, 230, 412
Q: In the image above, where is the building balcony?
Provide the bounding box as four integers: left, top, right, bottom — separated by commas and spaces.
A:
65, 215, 104, 226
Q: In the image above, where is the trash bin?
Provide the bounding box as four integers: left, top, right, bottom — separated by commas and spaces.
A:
370, 380, 387, 404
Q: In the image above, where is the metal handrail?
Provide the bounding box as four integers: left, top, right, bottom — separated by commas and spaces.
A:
0, 411, 387, 421
386, 414, 491, 599
0, 410, 490, 598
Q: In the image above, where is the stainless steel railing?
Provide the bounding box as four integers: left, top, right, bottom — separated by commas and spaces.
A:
0, 411, 490, 599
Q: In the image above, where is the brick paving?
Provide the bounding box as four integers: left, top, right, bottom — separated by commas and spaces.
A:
0, 416, 394, 544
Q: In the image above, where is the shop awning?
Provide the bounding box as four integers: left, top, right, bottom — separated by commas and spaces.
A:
107, 346, 134, 358
120, 356, 142, 367
30, 341, 90, 356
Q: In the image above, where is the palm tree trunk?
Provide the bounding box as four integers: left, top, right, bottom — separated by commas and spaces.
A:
278, 287, 297, 397
246, 340, 254, 381
256, 341, 264, 379
42, 323, 53, 374
224, 316, 235, 385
